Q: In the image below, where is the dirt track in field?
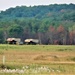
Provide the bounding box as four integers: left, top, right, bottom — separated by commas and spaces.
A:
0, 50, 75, 65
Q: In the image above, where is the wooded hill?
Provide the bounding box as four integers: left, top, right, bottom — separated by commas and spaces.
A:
0, 4, 75, 44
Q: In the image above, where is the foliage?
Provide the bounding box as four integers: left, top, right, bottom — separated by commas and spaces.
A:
0, 30, 4, 43
8, 25, 24, 38
0, 4, 75, 44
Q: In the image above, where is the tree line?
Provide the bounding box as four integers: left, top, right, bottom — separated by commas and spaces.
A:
0, 4, 75, 44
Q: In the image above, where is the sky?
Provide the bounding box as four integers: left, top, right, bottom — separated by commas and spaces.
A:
0, 0, 75, 10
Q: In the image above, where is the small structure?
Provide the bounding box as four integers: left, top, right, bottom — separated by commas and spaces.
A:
25, 39, 39, 45
7, 38, 21, 44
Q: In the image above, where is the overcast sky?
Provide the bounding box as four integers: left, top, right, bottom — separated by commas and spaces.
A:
0, 0, 75, 10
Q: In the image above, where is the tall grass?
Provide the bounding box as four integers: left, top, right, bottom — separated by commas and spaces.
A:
0, 44, 75, 51
0, 44, 75, 75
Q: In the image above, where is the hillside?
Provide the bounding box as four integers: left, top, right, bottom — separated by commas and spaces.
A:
0, 4, 75, 44
0, 4, 75, 21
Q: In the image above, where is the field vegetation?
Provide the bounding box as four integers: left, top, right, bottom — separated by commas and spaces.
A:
0, 44, 75, 75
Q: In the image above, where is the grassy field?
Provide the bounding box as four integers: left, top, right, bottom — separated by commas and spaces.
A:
0, 44, 75, 75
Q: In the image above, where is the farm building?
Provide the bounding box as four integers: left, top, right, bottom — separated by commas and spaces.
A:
25, 39, 39, 45
7, 38, 21, 44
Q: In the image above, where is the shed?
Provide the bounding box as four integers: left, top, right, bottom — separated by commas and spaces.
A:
7, 38, 21, 44
25, 39, 39, 45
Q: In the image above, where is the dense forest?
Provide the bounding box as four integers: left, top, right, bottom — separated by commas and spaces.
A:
0, 4, 75, 44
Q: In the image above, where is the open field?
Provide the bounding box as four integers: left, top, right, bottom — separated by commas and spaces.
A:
0, 44, 75, 75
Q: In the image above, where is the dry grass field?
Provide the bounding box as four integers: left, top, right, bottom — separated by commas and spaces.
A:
0, 44, 75, 75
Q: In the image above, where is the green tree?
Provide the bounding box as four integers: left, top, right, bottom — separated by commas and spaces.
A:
0, 30, 4, 43
9, 25, 24, 38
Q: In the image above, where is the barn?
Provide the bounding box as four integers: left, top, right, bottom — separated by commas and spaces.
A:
25, 39, 39, 45
7, 38, 21, 44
